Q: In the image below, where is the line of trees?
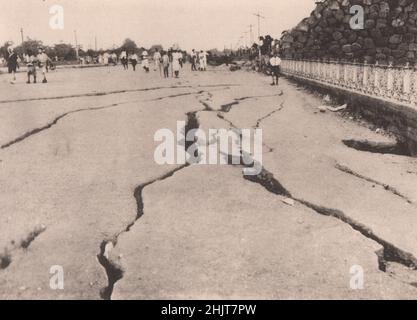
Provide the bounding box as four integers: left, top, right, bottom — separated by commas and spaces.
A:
0, 38, 165, 62
0, 38, 77, 61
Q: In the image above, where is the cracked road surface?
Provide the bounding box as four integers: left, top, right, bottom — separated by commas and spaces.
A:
0, 66, 417, 299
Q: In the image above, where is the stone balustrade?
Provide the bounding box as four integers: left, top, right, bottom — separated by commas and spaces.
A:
281, 59, 417, 108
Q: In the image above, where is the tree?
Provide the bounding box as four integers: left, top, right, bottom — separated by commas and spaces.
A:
120, 38, 138, 53
0, 42, 9, 58
149, 44, 163, 54
53, 43, 77, 61
86, 49, 96, 57
17, 39, 43, 55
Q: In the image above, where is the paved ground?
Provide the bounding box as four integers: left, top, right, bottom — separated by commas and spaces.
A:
0, 64, 416, 299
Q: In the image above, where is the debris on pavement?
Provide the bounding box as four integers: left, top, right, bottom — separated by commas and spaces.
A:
327, 104, 347, 112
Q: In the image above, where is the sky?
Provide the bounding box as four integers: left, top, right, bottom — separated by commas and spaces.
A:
0, 0, 316, 51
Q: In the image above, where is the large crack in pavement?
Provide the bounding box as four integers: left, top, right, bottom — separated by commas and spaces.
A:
81, 83, 417, 296
96, 111, 201, 300
0, 85, 191, 105
227, 151, 417, 288
335, 162, 414, 205
220, 91, 284, 113
0, 84, 240, 105
96, 163, 188, 300
12, 78, 414, 296
0, 224, 47, 270
343, 139, 413, 157
148, 90, 205, 101
1, 88, 219, 150
210, 99, 417, 290
254, 100, 286, 129
1, 103, 121, 149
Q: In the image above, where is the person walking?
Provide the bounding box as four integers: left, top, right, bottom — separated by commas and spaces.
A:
162, 51, 170, 78
153, 49, 162, 75
6, 46, 18, 84
130, 52, 138, 71
37, 47, 51, 83
199, 50, 208, 71
190, 49, 197, 71
141, 50, 150, 72
172, 50, 181, 78
120, 50, 128, 70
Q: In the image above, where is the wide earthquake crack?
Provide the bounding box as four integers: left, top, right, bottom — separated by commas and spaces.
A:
343, 139, 413, 157
97, 111, 200, 300
224, 149, 417, 288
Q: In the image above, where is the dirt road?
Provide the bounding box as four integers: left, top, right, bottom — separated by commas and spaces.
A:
0, 64, 416, 299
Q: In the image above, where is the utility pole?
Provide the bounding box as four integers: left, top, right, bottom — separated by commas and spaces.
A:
253, 12, 265, 40
248, 24, 254, 45
243, 32, 249, 48
95, 36, 97, 52
74, 30, 79, 60
20, 28, 24, 44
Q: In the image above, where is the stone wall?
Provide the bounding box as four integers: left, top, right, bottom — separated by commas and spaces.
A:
280, 0, 417, 65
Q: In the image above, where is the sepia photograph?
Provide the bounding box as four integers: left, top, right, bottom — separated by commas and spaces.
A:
1, 0, 417, 306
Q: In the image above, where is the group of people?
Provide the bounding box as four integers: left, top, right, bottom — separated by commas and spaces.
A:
2, 39, 280, 85
190, 49, 208, 71
158, 49, 185, 78
125, 48, 187, 79
4, 45, 51, 84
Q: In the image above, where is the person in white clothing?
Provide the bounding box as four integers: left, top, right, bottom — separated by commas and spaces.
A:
120, 51, 128, 70
153, 49, 162, 75
37, 48, 51, 83
142, 50, 149, 72
199, 50, 208, 71
269, 52, 282, 86
172, 50, 182, 78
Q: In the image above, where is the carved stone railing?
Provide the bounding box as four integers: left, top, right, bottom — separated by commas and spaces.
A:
281, 59, 417, 109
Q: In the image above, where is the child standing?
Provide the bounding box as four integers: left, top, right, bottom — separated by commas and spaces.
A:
26, 50, 37, 84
